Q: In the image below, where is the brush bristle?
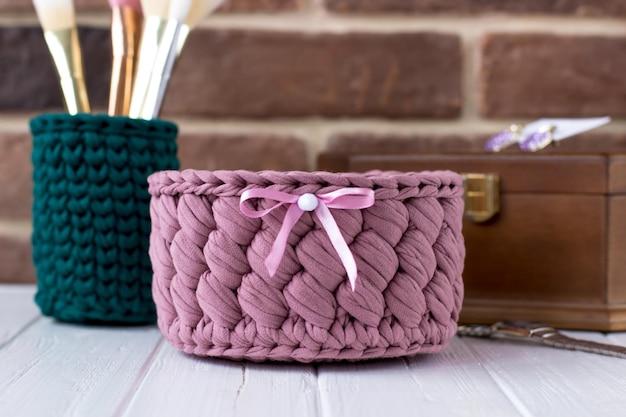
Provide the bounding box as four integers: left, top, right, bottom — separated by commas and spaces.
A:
168, 0, 193, 22
108, 0, 143, 13
32, 0, 76, 31
185, 0, 224, 29
139, 0, 169, 18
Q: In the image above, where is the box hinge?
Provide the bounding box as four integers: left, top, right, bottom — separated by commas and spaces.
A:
461, 173, 500, 223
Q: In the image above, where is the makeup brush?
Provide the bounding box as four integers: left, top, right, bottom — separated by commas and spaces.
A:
32, 0, 90, 114
138, 0, 192, 120
108, 0, 143, 116
176, 0, 225, 56
128, 0, 170, 119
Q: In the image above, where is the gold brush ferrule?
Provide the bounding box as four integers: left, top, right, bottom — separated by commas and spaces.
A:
129, 16, 169, 119
44, 28, 90, 114
139, 19, 182, 119
109, 6, 143, 116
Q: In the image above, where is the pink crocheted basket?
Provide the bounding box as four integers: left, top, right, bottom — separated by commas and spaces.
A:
148, 169, 465, 362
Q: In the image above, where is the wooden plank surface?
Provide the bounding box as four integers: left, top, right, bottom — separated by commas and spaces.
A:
466, 332, 626, 417
317, 338, 524, 417
121, 343, 320, 417
0, 285, 39, 346
0, 315, 163, 417
3, 285, 626, 417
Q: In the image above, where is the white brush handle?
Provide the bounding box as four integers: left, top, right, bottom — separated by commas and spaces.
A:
129, 16, 167, 119
139, 19, 182, 119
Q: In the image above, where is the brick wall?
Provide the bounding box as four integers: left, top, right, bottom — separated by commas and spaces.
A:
1, 0, 626, 283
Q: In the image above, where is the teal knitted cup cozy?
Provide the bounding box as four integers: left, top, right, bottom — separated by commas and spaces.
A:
30, 113, 179, 324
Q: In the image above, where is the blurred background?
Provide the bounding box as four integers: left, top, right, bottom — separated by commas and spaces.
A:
1, 0, 626, 283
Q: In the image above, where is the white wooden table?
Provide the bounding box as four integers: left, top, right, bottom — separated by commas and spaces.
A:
2, 284, 626, 417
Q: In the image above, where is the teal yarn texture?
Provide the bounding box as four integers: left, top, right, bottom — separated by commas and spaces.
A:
31, 113, 179, 324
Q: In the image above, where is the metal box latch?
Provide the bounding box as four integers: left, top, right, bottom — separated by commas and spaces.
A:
461, 173, 500, 223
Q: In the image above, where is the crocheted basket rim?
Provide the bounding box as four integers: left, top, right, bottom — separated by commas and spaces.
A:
148, 169, 463, 199
30, 113, 178, 140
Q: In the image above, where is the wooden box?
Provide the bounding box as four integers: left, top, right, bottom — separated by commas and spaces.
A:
319, 148, 626, 331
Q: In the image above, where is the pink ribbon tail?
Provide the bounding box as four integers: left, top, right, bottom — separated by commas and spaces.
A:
240, 187, 375, 290
264, 203, 304, 277
315, 200, 358, 291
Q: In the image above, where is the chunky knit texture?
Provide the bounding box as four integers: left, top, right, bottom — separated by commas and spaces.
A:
149, 169, 465, 362
31, 113, 179, 324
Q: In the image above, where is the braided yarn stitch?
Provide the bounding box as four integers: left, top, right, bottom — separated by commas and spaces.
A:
149, 169, 465, 362
31, 114, 179, 324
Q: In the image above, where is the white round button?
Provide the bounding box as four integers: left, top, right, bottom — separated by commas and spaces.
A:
297, 193, 319, 211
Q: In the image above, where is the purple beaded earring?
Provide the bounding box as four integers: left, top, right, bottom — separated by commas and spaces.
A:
520, 125, 556, 152
484, 124, 525, 152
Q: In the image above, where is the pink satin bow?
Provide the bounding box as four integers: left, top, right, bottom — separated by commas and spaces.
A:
239, 187, 375, 290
